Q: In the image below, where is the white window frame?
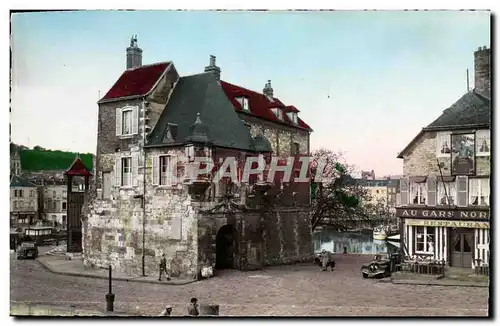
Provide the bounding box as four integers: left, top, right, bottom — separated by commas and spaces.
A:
116, 106, 139, 137
409, 182, 427, 205
415, 226, 436, 254
476, 129, 490, 156
19, 190, 24, 198
437, 181, 456, 205
271, 108, 283, 120
159, 155, 172, 186
121, 109, 133, 136
287, 112, 298, 124
121, 157, 133, 187
469, 178, 490, 206
13, 200, 18, 209
436, 131, 452, 157
236, 97, 250, 111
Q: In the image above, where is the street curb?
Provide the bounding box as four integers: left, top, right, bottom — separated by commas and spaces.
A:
387, 277, 489, 288
36, 258, 198, 286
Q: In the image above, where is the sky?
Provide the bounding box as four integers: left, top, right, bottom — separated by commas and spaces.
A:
10, 10, 491, 177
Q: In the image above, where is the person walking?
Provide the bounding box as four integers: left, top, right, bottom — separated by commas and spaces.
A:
158, 254, 170, 281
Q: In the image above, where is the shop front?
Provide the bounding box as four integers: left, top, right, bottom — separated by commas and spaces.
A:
396, 207, 490, 269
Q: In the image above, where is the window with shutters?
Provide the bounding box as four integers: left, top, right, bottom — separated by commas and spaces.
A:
121, 157, 132, 186
415, 226, 435, 254
469, 178, 489, 206
409, 182, 426, 205
437, 181, 456, 205
116, 106, 139, 137
62, 202, 67, 210
159, 155, 172, 186
19, 190, 24, 197
436, 132, 452, 157
476, 130, 490, 156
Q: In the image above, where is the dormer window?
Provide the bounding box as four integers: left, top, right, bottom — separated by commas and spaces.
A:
271, 108, 283, 120
236, 97, 250, 111
287, 112, 298, 124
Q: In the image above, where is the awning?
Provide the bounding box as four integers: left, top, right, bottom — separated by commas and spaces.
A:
439, 176, 456, 182
409, 176, 427, 183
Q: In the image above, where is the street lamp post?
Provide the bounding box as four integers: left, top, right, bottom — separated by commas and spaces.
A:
105, 265, 115, 312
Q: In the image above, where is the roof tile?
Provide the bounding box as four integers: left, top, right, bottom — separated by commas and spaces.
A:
99, 62, 170, 102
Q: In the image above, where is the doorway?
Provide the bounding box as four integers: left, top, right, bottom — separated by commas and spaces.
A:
450, 228, 474, 268
216, 225, 235, 269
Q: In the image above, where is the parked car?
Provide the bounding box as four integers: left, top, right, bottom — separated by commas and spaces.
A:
361, 254, 391, 279
17, 239, 39, 260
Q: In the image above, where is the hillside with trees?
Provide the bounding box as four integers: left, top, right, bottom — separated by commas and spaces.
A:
11, 143, 93, 172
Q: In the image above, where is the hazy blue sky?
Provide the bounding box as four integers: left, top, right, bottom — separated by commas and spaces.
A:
11, 10, 490, 176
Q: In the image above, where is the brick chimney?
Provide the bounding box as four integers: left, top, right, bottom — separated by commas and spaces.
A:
474, 46, 490, 98
204, 55, 221, 80
126, 35, 143, 69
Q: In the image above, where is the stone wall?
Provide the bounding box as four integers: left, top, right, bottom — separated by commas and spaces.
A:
85, 146, 201, 277
262, 208, 311, 266
239, 114, 310, 157
403, 131, 490, 176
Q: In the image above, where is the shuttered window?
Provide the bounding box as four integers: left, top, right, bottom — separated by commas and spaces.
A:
116, 106, 139, 136
437, 181, 457, 205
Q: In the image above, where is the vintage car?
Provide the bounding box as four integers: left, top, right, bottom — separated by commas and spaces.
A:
361, 254, 391, 279
17, 240, 39, 259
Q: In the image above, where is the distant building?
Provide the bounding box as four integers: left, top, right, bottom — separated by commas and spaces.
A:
10, 175, 38, 227
361, 170, 375, 180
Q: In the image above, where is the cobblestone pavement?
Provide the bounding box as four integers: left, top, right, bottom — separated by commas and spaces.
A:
10, 251, 489, 316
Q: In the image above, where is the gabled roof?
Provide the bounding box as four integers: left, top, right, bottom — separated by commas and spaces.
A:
397, 89, 491, 159
65, 155, 93, 177
98, 62, 171, 103
147, 73, 258, 151
10, 175, 37, 188
220, 81, 312, 131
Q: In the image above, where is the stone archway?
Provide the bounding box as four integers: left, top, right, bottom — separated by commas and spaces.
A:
216, 224, 235, 269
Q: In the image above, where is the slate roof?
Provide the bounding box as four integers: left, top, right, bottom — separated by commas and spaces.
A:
356, 179, 391, 187
220, 81, 312, 131
424, 90, 491, 130
397, 89, 491, 159
99, 62, 171, 103
147, 73, 259, 152
10, 175, 37, 188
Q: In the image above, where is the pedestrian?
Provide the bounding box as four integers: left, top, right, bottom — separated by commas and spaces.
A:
187, 298, 199, 316
158, 304, 173, 316
158, 254, 170, 281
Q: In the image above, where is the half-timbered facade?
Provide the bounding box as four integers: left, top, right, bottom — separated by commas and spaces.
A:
396, 46, 490, 269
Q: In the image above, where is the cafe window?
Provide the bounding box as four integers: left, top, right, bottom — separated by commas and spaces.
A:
437, 181, 456, 205
410, 182, 427, 205
415, 226, 435, 254
469, 178, 489, 206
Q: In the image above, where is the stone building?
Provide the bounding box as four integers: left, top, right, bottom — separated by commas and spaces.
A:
396, 46, 490, 269
10, 175, 38, 227
10, 144, 21, 176
84, 37, 313, 278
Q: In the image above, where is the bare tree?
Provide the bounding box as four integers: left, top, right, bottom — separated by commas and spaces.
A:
310, 148, 389, 232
